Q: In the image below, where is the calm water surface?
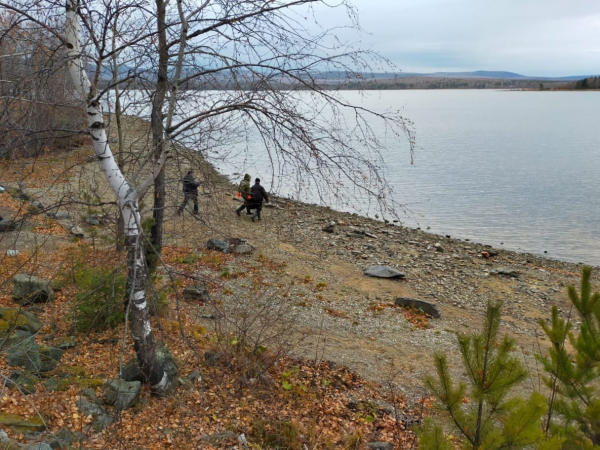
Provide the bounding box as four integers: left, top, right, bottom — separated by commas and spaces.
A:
216, 90, 600, 265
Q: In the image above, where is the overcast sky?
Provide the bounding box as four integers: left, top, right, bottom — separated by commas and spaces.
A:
312, 0, 600, 77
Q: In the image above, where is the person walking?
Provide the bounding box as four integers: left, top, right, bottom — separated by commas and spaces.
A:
249, 178, 269, 221
177, 170, 200, 215
235, 174, 252, 216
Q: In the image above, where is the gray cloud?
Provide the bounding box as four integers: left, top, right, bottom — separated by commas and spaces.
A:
310, 0, 600, 76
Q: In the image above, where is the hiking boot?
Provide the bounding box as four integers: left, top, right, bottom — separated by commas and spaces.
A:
236, 209, 241, 217
251, 214, 257, 222
193, 211, 199, 215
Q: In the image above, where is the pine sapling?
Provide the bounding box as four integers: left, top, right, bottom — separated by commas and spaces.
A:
420, 301, 557, 450
538, 266, 600, 447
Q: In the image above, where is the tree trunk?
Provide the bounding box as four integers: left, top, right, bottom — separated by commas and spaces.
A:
149, 0, 168, 266
126, 232, 170, 392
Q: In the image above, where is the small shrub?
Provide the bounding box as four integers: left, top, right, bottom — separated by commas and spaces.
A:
73, 266, 126, 332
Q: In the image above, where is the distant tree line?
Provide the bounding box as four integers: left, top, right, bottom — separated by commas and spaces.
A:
573, 76, 600, 89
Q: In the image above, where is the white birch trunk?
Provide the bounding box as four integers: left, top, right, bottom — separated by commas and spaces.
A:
64, 0, 173, 394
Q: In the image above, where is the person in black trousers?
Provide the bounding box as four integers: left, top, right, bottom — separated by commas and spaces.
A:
177, 170, 200, 215
249, 178, 269, 221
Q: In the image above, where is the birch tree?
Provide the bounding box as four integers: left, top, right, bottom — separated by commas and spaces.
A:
63, 0, 173, 394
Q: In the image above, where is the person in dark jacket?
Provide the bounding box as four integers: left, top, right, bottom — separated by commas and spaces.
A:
177, 170, 200, 215
249, 178, 269, 221
236, 174, 253, 216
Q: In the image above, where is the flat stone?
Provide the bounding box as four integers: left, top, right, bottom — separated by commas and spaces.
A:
367, 443, 394, 450
322, 221, 337, 233
364, 265, 405, 279
183, 285, 209, 302
395, 297, 441, 318
0, 412, 45, 432
491, 267, 520, 278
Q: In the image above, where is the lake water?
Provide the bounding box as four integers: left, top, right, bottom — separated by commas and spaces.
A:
209, 90, 600, 265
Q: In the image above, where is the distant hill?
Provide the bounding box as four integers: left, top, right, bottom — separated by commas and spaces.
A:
312, 70, 593, 82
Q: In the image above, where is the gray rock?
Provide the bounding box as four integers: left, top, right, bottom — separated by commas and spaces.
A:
395, 297, 442, 319
120, 358, 144, 382
6, 249, 19, 257
364, 265, 406, 279
491, 267, 520, 278
232, 243, 253, 254
156, 342, 179, 383
84, 215, 101, 226
0, 308, 43, 335
11, 274, 54, 305
46, 426, 83, 449
5, 331, 42, 372
200, 431, 236, 445
103, 380, 142, 410
6, 370, 38, 394
31, 200, 44, 211
55, 336, 76, 350
322, 221, 337, 233
44, 378, 58, 392
78, 388, 99, 403
0, 219, 17, 232
90, 414, 114, 432
38, 345, 64, 372
76, 397, 105, 417
367, 443, 393, 450
183, 285, 209, 302
24, 443, 52, 450
70, 226, 85, 239
46, 212, 71, 220
207, 238, 230, 253
186, 371, 202, 383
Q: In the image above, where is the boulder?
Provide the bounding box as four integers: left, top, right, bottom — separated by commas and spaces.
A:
120, 358, 144, 382
6, 370, 38, 394
38, 345, 64, 372
103, 380, 142, 410
0, 219, 17, 232
5, 330, 42, 372
24, 443, 52, 450
232, 242, 253, 254
6, 250, 19, 257
395, 297, 441, 319
364, 265, 405, 279
207, 238, 230, 253
11, 274, 54, 305
0, 308, 43, 335
183, 285, 209, 302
